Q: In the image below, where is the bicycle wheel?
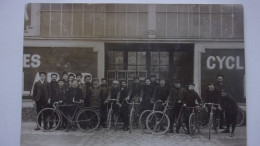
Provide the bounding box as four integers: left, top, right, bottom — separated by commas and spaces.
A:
236, 107, 245, 127
76, 109, 100, 132
37, 108, 61, 132
129, 109, 134, 133
200, 108, 209, 129
208, 113, 213, 140
107, 109, 112, 131
139, 110, 152, 132
146, 111, 170, 135
189, 113, 196, 137
181, 113, 187, 132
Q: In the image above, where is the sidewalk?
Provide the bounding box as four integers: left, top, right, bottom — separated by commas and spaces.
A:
21, 121, 247, 146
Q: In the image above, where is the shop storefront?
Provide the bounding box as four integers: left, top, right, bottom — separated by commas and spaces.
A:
23, 3, 245, 105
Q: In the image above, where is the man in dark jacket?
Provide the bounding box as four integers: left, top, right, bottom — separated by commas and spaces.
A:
62, 71, 69, 89
220, 89, 238, 137
141, 78, 154, 112
100, 78, 108, 128
177, 83, 202, 134
33, 72, 50, 130
153, 79, 170, 102
83, 75, 92, 107
167, 80, 187, 133
49, 73, 59, 104
150, 74, 159, 90
203, 83, 222, 131
126, 77, 143, 115
65, 79, 84, 132
214, 74, 225, 129
118, 80, 130, 131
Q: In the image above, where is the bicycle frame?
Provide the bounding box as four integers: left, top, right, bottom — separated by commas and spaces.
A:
52, 102, 83, 124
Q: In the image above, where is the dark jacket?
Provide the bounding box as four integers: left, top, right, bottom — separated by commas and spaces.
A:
142, 85, 154, 103
87, 86, 103, 108
119, 87, 129, 105
83, 82, 92, 100
100, 84, 108, 104
221, 93, 238, 114
57, 86, 68, 102
129, 83, 143, 100
203, 89, 222, 105
214, 81, 225, 90
182, 90, 202, 107
66, 87, 83, 104
50, 81, 59, 102
168, 87, 187, 106
108, 86, 121, 100
153, 85, 170, 102
33, 80, 50, 102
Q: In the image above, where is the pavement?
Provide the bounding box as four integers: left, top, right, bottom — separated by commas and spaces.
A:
20, 122, 247, 146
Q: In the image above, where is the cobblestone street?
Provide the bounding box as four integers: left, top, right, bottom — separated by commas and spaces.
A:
20, 122, 246, 146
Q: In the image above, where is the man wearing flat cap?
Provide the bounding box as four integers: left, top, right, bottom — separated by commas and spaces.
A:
167, 79, 187, 133
176, 83, 202, 134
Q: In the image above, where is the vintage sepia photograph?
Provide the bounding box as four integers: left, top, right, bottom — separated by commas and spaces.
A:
21, 3, 246, 146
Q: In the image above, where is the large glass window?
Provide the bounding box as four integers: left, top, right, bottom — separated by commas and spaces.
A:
151, 52, 169, 80
107, 51, 124, 70
128, 52, 146, 71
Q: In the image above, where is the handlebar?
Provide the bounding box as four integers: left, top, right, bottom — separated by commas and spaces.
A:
53, 102, 59, 108
151, 100, 164, 104
126, 100, 141, 105
203, 103, 220, 107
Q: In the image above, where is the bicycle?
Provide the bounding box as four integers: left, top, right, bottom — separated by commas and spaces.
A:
184, 106, 203, 137
126, 98, 141, 133
146, 101, 172, 135
139, 100, 164, 133
203, 103, 221, 140
36, 101, 100, 132
106, 99, 119, 131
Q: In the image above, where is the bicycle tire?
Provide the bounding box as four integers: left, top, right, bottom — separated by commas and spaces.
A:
181, 113, 187, 132
200, 108, 209, 129
236, 107, 245, 127
76, 109, 100, 132
146, 111, 170, 135
37, 108, 61, 132
129, 109, 134, 134
107, 109, 112, 131
189, 113, 196, 137
208, 113, 213, 140
139, 110, 152, 132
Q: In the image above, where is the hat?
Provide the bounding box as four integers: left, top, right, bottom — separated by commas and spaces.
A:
39, 72, 47, 75
217, 74, 224, 78
76, 73, 82, 77
92, 78, 99, 82
51, 73, 58, 77
62, 71, 68, 75
101, 78, 107, 81
112, 80, 120, 84
58, 79, 65, 82
188, 83, 195, 86
84, 74, 91, 78
121, 80, 127, 83
68, 74, 75, 78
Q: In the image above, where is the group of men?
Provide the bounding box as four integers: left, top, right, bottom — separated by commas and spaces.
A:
33, 71, 239, 137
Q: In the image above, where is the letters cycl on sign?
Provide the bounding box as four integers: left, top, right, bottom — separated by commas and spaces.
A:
23, 54, 41, 68
206, 56, 244, 70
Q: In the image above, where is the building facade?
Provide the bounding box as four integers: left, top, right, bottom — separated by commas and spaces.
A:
23, 4, 245, 107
